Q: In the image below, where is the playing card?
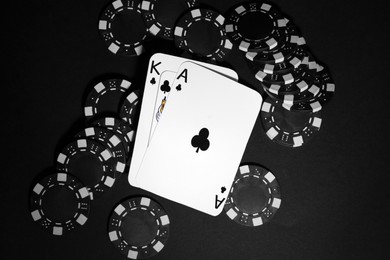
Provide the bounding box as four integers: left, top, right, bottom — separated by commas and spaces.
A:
128, 53, 238, 187
135, 62, 262, 216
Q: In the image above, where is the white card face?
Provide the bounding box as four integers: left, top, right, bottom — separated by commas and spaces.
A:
128, 53, 238, 187
135, 62, 262, 216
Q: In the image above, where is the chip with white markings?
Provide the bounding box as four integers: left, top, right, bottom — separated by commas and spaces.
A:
224, 164, 281, 227
56, 138, 117, 199
98, 0, 148, 56
108, 196, 170, 259
75, 126, 127, 177
261, 97, 322, 147
29, 173, 90, 235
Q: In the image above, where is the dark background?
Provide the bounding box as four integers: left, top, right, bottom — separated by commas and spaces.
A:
3, 0, 389, 259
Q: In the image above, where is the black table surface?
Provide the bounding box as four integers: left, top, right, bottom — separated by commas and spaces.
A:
3, 0, 389, 259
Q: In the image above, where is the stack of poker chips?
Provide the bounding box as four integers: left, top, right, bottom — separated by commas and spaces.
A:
58, 78, 140, 201
29, 77, 140, 235
224, 1, 335, 147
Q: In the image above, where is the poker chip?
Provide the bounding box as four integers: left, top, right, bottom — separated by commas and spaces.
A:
254, 48, 309, 85
141, 0, 198, 40
262, 56, 320, 96
282, 68, 335, 112
84, 78, 132, 121
262, 82, 315, 107
56, 139, 117, 199
30, 173, 90, 235
261, 61, 333, 108
98, 0, 148, 56
262, 68, 313, 96
119, 89, 141, 126
245, 35, 306, 64
224, 164, 281, 227
261, 98, 322, 147
75, 126, 127, 176
108, 196, 170, 259
250, 46, 306, 75
225, 2, 287, 52
91, 117, 135, 161
173, 8, 233, 61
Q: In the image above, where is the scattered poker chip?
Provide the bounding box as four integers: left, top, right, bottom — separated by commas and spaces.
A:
91, 117, 135, 161
119, 89, 141, 126
173, 8, 233, 61
282, 68, 335, 112
262, 68, 313, 96
141, 0, 198, 40
56, 139, 117, 199
250, 46, 306, 75
84, 78, 133, 121
225, 2, 288, 52
224, 164, 281, 227
262, 81, 314, 107
261, 55, 322, 96
30, 173, 90, 235
256, 62, 307, 86
261, 98, 322, 147
108, 196, 170, 259
245, 35, 306, 64
98, 0, 148, 56
75, 126, 127, 176
261, 61, 330, 107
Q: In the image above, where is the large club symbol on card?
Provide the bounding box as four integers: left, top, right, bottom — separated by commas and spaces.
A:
191, 128, 210, 153
135, 61, 262, 216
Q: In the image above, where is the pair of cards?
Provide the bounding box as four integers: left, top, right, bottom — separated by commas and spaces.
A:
128, 53, 262, 216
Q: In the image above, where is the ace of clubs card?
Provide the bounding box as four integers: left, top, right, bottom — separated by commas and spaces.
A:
135, 62, 262, 216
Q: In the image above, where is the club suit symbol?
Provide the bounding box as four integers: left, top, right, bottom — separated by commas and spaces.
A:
150, 77, 156, 85
160, 80, 171, 94
176, 84, 181, 91
221, 186, 226, 193
191, 128, 210, 153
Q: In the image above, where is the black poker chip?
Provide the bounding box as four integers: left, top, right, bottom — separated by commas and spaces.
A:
173, 8, 233, 61
141, 0, 198, 40
254, 47, 309, 85
261, 60, 334, 111
260, 54, 320, 96
250, 45, 306, 75
98, 0, 148, 56
84, 78, 133, 121
108, 196, 170, 259
282, 67, 335, 112
91, 117, 135, 161
245, 33, 306, 64
56, 138, 117, 199
119, 89, 141, 126
224, 164, 281, 227
261, 98, 322, 147
75, 126, 127, 177
30, 173, 90, 235
262, 81, 315, 107
224, 2, 288, 52
262, 68, 313, 96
